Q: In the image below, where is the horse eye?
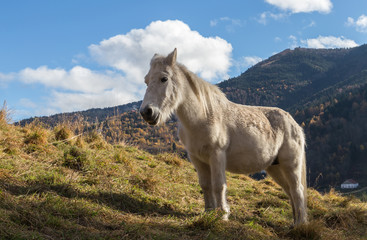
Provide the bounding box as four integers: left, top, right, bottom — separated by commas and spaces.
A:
161, 77, 168, 83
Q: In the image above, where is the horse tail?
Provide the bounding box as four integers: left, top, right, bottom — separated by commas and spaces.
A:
302, 150, 308, 212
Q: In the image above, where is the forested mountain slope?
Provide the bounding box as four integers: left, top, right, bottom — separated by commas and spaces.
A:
19, 101, 142, 127
296, 84, 367, 188
219, 45, 367, 111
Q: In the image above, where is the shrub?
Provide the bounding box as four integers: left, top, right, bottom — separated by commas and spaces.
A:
188, 211, 223, 231
24, 125, 48, 146
84, 131, 109, 149
157, 152, 183, 166
63, 146, 88, 171
129, 175, 158, 193
54, 124, 73, 141
287, 220, 323, 240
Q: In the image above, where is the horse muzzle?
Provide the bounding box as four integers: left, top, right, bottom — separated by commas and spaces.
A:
139, 105, 160, 125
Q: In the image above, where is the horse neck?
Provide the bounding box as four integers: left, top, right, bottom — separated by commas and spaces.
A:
176, 95, 205, 129
175, 65, 226, 129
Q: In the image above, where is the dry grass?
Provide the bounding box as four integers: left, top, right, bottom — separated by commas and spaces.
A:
54, 123, 74, 141
0, 115, 366, 239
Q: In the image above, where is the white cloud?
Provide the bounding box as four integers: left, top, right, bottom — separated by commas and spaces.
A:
233, 56, 263, 75
274, 37, 282, 42
210, 17, 244, 32
355, 15, 367, 29
346, 15, 367, 33
210, 19, 218, 27
0, 72, 15, 87
49, 88, 139, 113
289, 35, 299, 49
2, 20, 233, 118
304, 20, 316, 29
301, 36, 359, 49
258, 12, 287, 25
242, 56, 263, 67
89, 20, 233, 82
71, 53, 88, 65
346, 17, 354, 26
0, 72, 14, 81
265, 0, 332, 13
289, 35, 297, 41
18, 66, 122, 94
19, 98, 37, 109
8, 65, 142, 115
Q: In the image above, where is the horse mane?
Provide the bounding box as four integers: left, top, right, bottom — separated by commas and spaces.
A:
177, 63, 228, 116
150, 54, 228, 117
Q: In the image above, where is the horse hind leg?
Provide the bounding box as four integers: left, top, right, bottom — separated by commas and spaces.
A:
278, 155, 308, 226
266, 165, 296, 221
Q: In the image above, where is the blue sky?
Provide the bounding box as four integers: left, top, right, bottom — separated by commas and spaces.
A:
1, 0, 367, 121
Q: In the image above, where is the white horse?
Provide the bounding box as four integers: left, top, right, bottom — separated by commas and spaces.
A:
140, 49, 307, 226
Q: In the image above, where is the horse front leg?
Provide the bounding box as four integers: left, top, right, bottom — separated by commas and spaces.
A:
209, 150, 230, 220
189, 155, 215, 211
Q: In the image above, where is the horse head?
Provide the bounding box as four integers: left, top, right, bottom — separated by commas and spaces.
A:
140, 48, 182, 125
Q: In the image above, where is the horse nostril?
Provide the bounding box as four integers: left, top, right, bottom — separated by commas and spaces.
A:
146, 107, 153, 117
140, 106, 153, 119
140, 105, 159, 125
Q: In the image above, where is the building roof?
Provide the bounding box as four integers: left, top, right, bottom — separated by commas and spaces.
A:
342, 179, 358, 184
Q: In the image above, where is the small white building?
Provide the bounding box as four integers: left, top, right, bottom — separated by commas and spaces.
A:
341, 179, 359, 189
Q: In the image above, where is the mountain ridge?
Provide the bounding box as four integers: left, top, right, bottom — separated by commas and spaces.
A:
220, 44, 367, 111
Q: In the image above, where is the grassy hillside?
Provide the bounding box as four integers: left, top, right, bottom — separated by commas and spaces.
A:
1, 109, 367, 239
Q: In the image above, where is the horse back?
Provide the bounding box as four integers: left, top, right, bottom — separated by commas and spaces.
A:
222, 103, 304, 173
228, 104, 303, 143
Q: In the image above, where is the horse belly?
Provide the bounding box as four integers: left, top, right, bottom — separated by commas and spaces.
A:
226, 155, 266, 174
225, 142, 277, 174
224, 120, 282, 174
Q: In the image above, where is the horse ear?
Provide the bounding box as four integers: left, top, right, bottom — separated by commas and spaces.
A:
150, 53, 160, 65
166, 48, 177, 66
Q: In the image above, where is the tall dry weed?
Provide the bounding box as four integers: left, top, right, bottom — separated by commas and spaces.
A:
0, 101, 11, 129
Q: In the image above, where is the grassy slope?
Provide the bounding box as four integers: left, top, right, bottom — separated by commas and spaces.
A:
0, 113, 366, 239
